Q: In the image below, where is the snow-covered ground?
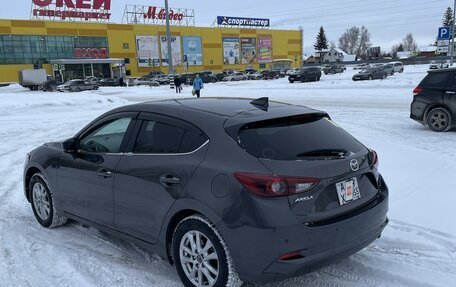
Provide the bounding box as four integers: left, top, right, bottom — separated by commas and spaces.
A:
0, 65, 455, 287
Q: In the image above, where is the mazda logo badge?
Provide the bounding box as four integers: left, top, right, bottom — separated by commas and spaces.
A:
350, 159, 359, 172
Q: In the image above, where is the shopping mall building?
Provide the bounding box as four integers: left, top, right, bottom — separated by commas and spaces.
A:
0, 2, 302, 82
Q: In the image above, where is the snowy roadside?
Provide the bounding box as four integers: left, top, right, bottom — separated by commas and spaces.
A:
0, 65, 455, 287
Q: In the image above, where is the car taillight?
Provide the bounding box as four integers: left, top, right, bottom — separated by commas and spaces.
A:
368, 149, 378, 168
233, 172, 319, 198
413, 87, 422, 96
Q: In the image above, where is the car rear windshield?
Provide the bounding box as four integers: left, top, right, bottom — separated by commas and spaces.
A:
236, 114, 365, 160
420, 72, 451, 87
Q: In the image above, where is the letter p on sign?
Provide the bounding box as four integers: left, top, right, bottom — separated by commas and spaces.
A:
439, 27, 450, 40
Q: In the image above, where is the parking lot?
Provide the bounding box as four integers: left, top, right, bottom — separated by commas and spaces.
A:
1, 64, 455, 287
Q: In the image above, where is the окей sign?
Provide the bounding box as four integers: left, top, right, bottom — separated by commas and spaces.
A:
31, 0, 111, 21
74, 48, 108, 59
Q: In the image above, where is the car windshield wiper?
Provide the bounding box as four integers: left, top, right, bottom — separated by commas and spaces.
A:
296, 149, 348, 160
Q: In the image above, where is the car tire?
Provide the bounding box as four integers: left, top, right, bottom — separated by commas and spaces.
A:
289, 79, 294, 83
75, 88, 81, 92
369, 76, 373, 80
172, 215, 242, 287
231, 79, 235, 82
93, 86, 99, 90
400, 69, 404, 73
29, 173, 67, 228
426, 107, 452, 132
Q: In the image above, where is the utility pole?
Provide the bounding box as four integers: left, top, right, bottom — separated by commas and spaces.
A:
164, 0, 174, 76
451, 0, 456, 66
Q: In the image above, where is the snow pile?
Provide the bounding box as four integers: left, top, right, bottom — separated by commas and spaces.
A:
0, 65, 455, 287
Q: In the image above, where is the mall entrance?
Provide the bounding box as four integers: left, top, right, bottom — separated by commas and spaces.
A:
50, 58, 125, 82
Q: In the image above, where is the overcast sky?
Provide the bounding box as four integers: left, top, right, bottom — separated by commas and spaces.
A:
1, 0, 453, 53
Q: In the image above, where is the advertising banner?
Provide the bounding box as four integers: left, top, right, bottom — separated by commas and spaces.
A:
223, 37, 240, 65
183, 36, 203, 66
160, 36, 182, 66
258, 37, 273, 63
136, 35, 160, 67
217, 16, 270, 27
241, 38, 257, 64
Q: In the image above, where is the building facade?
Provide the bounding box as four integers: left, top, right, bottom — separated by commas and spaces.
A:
0, 19, 302, 82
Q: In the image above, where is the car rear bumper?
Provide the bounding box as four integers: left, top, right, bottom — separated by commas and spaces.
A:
410, 100, 427, 123
217, 189, 388, 282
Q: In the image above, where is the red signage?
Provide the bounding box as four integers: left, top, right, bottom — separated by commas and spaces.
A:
74, 48, 108, 59
144, 6, 184, 21
32, 0, 111, 21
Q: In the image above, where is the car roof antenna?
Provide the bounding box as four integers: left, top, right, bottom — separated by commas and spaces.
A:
250, 97, 269, 111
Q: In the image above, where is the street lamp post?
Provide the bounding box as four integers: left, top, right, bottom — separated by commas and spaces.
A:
164, 0, 173, 77
451, 0, 456, 66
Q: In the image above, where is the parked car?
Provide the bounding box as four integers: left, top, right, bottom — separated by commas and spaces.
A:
153, 74, 170, 85
84, 76, 100, 85
223, 72, 248, 81
214, 72, 227, 82
57, 79, 99, 92
382, 64, 395, 76
248, 71, 264, 80
286, 68, 300, 75
23, 97, 388, 286
244, 68, 257, 73
136, 77, 160, 87
410, 68, 456, 132
353, 63, 370, 70
390, 61, 404, 73
323, 65, 344, 75
273, 69, 286, 78
429, 60, 449, 70
39, 79, 62, 92
126, 77, 140, 86
288, 67, 322, 83
148, 71, 165, 77
321, 64, 331, 71
352, 68, 388, 81
261, 70, 280, 80
100, 78, 120, 87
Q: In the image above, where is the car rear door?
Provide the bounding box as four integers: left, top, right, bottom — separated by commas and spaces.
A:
443, 72, 456, 117
113, 112, 209, 243
58, 112, 138, 227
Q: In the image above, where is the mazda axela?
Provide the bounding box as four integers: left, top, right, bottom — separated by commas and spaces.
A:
24, 97, 389, 286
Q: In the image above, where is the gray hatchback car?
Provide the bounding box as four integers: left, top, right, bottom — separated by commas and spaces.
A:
24, 97, 389, 286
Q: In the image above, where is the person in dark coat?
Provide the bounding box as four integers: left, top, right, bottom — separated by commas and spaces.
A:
174, 76, 182, 93
119, 77, 124, 87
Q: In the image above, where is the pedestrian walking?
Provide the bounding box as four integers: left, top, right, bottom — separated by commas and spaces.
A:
118, 76, 124, 87
192, 74, 203, 98
174, 76, 182, 93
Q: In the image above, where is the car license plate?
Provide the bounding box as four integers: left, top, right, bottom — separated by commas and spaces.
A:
335, 177, 361, 206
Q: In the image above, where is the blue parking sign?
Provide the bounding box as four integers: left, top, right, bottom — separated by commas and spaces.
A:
438, 27, 451, 39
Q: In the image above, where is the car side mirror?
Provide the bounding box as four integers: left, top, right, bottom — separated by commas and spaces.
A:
62, 137, 79, 153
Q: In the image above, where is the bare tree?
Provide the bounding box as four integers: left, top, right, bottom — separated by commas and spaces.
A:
402, 33, 418, 51
357, 26, 372, 55
338, 26, 371, 56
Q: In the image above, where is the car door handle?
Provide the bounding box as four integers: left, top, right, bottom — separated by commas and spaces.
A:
159, 174, 180, 187
445, 91, 455, 94
96, 168, 112, 178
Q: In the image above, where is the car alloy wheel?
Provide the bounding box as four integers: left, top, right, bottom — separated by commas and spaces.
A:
180, 230, 219, 286
173, 216, 241, 287
32, 182, 50, 221
29, 173, 67, 228
427, 108, 452, 132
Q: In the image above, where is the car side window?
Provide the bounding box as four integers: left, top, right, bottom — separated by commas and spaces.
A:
133, 120, 208, 154
79, 118, 132, 153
